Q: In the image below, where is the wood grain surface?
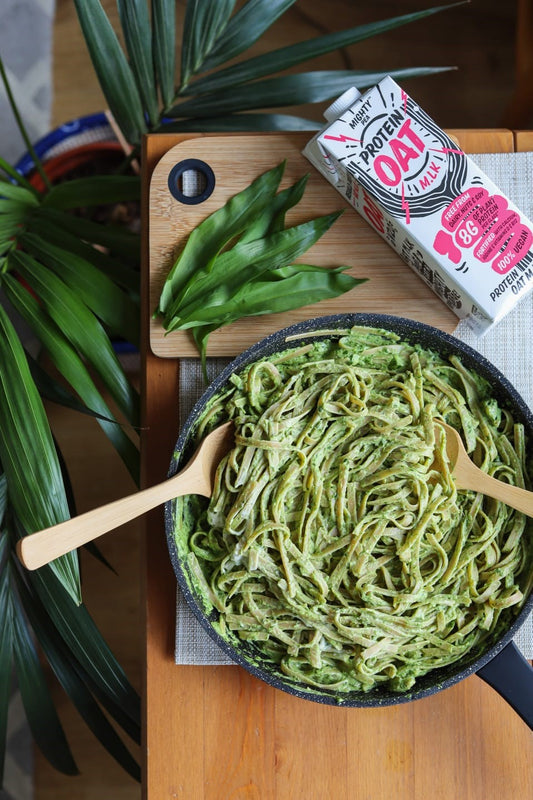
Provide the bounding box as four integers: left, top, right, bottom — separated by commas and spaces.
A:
142, 131, 533, 800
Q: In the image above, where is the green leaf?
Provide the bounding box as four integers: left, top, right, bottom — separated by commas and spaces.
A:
42, 175, 140, 210
158, 161, 285, 314
20, 232, 140, 346
166, 210, 344, 329
73, 0, 147, 145
16, 569, 140, 780
239, 173, 309, 240
12, 588, 79, 775
194, 268, 363, 373
0, 538, 13, 786
160, 112, 320, 132
27, 561, 140, 742
173, 67, 453, 118
189, 267, 364, 326
11, 251, 139, 425
184, 3, 461, 95
0, 55, 51, 190
117, 0, 159, 126
195, 0, 296, 74
0, 212, 30, 245
34, 207, 140, 263
180, 0, 236, 88
0, 304, 81, 603
0, 157, 40, 194
25, 215, 140, 293
0, 177, 39, 206
26, 351, 119, 424
0, 474, 6, 526
152, 0, 176, 108
2, 274, 140, 484
0, 199, 33, 217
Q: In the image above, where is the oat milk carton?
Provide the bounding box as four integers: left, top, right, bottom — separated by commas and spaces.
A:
303, 76, 533, 334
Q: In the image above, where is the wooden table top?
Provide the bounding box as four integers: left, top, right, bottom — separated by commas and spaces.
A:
141, 129, 533, 800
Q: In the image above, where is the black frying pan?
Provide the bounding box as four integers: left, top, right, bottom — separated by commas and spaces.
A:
165, 313, 533, 726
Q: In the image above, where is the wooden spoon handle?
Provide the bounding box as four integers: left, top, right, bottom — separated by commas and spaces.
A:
16, 469, 196, 571
461, 468, 533, 517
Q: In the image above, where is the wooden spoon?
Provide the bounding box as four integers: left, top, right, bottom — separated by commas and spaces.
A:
435, 421, 533, 517
17, 421, 234, 571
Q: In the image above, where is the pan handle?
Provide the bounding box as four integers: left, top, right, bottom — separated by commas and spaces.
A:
477, 641, 533, 729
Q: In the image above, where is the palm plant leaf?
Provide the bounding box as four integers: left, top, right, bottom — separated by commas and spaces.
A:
2, 274, 140, 483
10, 251, 139, 426
0, 213, 31, 247
0, 305, 81, 604
26, 352, 119, 424
26, 559, 140, 742
0, 177, 39, 206
15, 569, 140, 779
117, 0, 159, 126
0, 533, 12, 786
156, 112, 320, 132
20, 233, 140, 346
182, 3, 460, 96
180, 0, 236, 88
24, 217, 140, 294
42, 175, 140, 210
152, 0, 176, 108
172, 67, 449, 118
0, 476, 6, 527
74, 1, 459, 146
0, 156, 39, 193
11, 585, 79, 775
72, 0, 147, 145
193, 0, 296, 75
33, 207, 140, 263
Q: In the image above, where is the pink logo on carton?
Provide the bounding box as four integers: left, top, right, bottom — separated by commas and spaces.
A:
436, 187, 533, 274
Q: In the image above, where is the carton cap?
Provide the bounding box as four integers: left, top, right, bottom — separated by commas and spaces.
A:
324, 87, 362, 121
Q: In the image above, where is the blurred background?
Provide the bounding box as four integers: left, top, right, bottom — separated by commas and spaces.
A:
0, 1, 526, 798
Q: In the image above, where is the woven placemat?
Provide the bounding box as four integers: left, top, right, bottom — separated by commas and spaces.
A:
174, 152, 533, 665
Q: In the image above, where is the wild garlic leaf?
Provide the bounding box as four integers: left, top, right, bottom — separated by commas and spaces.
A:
158, 161, 285, 314
158, 162, 366, 370
166, 211, 344, 330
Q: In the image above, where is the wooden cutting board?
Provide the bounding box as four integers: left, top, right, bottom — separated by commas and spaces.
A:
148, 133, 458, 358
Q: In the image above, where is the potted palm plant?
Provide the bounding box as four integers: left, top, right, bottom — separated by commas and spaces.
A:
0, 0, 462, 786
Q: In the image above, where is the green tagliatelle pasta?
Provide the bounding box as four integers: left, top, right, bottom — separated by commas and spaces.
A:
172, 327, 532, 694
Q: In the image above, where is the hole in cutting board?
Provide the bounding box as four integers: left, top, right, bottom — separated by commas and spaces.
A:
167, 159, 216, 205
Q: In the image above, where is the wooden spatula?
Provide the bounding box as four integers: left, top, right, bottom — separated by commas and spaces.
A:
435, 421, 533, 517
17, 421, 234, 571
